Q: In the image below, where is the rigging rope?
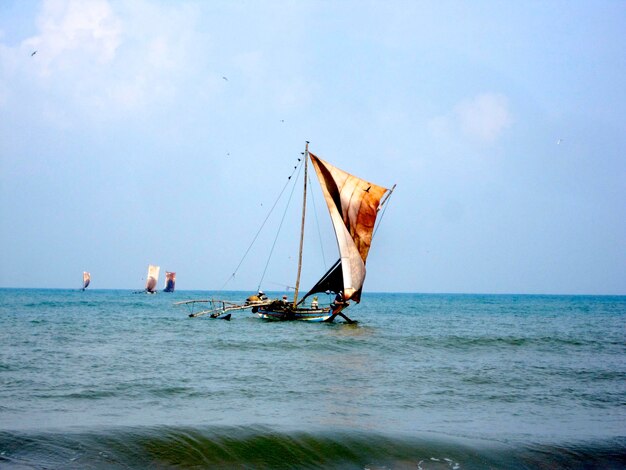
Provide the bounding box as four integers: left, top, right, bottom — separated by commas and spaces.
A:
372, 186, 395, 240
257, 159, 304, 291
220, 160, 302, 290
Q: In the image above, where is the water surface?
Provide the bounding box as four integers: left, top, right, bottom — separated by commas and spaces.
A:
1, 289, 624, 468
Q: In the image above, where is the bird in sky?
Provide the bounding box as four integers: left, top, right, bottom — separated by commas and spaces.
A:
557, 138, 563, 145
31, 50, 37, 56
222, 76, 228, 81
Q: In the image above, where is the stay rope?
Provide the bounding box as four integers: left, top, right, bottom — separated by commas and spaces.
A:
257, 160, 304, 291
220, 159, 302, 290
372, 185, 396, 240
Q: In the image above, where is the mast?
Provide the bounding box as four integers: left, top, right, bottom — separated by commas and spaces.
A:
292, 141, 309, 307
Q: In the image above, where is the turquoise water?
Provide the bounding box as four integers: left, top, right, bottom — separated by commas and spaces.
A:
1, 289, 625, 468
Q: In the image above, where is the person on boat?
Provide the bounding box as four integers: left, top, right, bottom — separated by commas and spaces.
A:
282, 295, 288, 304
246, 290, 267, 304
331, 291, 346, 311
311, 296, 319, 309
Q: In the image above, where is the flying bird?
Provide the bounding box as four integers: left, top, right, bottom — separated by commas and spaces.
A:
31, 50, 37, 56
222, 76, 228, 81
557, 139, 563, 145
364, 186, 371, 193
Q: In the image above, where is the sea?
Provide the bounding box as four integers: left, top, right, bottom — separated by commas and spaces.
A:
0, 289, 624, 469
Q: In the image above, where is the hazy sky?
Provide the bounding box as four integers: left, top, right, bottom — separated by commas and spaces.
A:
1, 0, 625, 294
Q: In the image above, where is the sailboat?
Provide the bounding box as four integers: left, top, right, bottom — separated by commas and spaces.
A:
164, 271, 176, 292
145, 265, 160, 294
255, 143, 394, 322
177, 143, 394, 322
82, 272, 91, 291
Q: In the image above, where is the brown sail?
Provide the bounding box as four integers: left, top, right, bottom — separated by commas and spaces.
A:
145, 265, 160, 293
309, 153, 390, 302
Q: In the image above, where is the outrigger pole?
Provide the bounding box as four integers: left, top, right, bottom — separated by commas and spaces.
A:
326, 306, 357, 324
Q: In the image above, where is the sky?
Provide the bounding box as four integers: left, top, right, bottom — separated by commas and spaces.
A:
0, 0, 625, 294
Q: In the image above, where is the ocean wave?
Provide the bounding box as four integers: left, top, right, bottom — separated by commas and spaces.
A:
0, 426, 625, 469
404, 335, 623, 351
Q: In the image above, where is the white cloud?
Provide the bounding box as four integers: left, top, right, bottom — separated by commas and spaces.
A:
428, 92, 512, 144
1, 0, 318, 125
27, 0, 122, 76
455, 93, 512, 142
0, 0, 210, 122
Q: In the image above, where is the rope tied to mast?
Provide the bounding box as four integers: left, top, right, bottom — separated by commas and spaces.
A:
220, 158, 303, 291
257, 157, 304, 292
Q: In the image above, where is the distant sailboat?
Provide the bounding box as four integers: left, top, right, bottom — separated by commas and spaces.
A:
82, 272, 91, 291
145, 265, 160, 294
164, 272, 176, 292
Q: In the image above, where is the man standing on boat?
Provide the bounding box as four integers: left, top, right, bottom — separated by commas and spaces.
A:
331, 291, 347, 311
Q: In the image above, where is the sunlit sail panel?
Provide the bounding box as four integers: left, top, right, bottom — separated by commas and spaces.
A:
145, 265, 160, 293
164, 271, 176, 292
309, 153, 389, 302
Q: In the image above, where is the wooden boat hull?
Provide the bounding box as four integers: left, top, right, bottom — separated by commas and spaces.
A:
256, 307, 333, 322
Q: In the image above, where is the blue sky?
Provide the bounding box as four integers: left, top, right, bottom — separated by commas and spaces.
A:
1, 0, 624, 294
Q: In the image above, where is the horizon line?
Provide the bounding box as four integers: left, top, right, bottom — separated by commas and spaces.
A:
0, 287, 624, 297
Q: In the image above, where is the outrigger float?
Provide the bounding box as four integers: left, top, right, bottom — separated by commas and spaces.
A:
177, 142, 395, 323
174, 298, 270, 320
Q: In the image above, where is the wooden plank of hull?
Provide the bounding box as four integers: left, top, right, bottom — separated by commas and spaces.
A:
256, 311, 333, 322
256, 306, 333, 322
